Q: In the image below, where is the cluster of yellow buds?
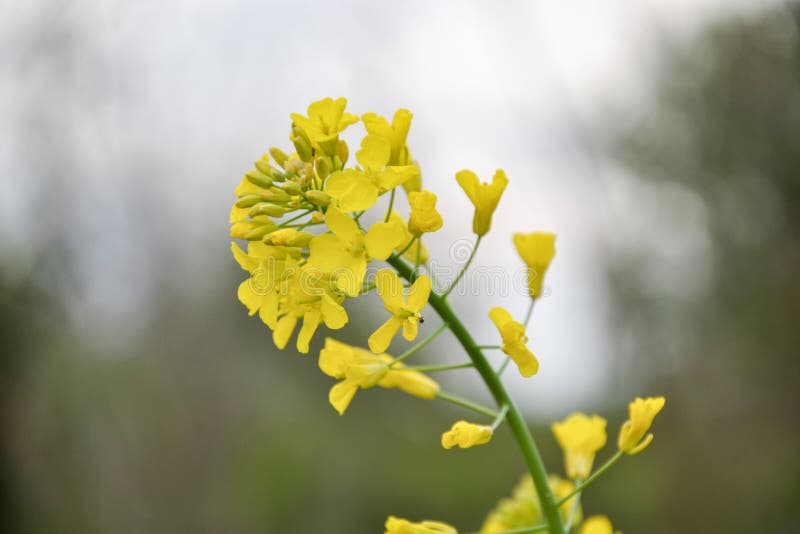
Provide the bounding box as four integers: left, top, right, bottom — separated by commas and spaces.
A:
229, 98, 666, 534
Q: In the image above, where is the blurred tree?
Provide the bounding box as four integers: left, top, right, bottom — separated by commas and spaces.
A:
603, 6, 800, 533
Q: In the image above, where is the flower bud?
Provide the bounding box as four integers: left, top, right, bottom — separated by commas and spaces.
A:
336, 139, 349, 165
254, 154, 272, 175
281, 181, 302, 196
305, 190, 331, 207
265, 228, 313, 247
245, 169, 273, 188
311, 211, 324, 224
269, 147, 288, 168
249, 202, 288, 218
315, 157, 332, 180
235, 194, 269, 208
292, 127, 313, 162
241, 221, 276, 241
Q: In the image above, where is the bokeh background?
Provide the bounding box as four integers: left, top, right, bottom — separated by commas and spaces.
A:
2, 1, 799, 532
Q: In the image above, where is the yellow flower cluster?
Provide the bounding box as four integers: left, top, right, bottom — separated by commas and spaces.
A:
230, 98, 667, 534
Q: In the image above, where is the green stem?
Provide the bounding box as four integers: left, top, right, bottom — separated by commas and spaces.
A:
387, 254, 566, 534
384, 188, 396, 222
497, 356, 512, 376
436, 391, 498, 418
442, 235, 482, 298
395, 237, 417, 258
477, 345, 502, 350
276, 209, 315, 228
395, 362, 474, 372
556, 451, 624, 506
524, 299, 536, 327
414, 239, 422, 272
388, 323, 448, 367
491, 404, 510, 431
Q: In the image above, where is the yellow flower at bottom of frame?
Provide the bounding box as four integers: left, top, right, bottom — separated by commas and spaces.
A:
368, 269, 431, 353
307, 206, 404, 297
480, 474, 580, 533
441, 421, 493, 449
456, 169, 508, 236
408, 190, 443, 236
513, 232, 556, 299
488, 307, 539, 377
385, 516, 457, 534
389, 211, 430, 263
618, 396, 665, 454
318, 339, 439, 415
580, 515, 621, 534
551, 413, 607, 480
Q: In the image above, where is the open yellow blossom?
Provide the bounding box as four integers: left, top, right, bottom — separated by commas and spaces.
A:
456, 169, 508, 236
488, 307, 539, 377
580, 515, 620, 534
441, 421, 493, 449
325, 135, 419, 212
307, 207, 404, 297
385, 516, 457, 534
513, 232, 556, 299
231, 241, 296, 329
408, 191, 443, 236
368, 270, 431, 353
272, 267, 349, 354
481, 474, 580, 533
362, 109, 413, 166
618, 396, 666, 454
552, 413, 607, 479
389, 211, 430, 263
318, 339, 439, 415
290, 97, 358, 155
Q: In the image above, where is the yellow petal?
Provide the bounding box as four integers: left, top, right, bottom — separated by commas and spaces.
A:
324, 206, 363, 247
408, 190, 443, 236
335, 256, 366, 297
231, 242, 260, 273
272, 314, 298, 350
324, 169, 379, 212
376, 269, 404, 313
329, 379, 359, 415
365, 220, 405, 260
507, 341, 539, 377
368, 315, 404, 353
356, 134, 391, 172
258, 291, 280, 329
320, 295, 348, 329
307, 233, 348, 273
402, 318, 419, 341
296, 308, 321, 354
237, 279, 261, 316
488, 306, 513, 332
513, 232, 556, 298
580, 515, 616, 534
379, 369, 440, 399
441, 421, 493, 449
378, 164, 418, 191
406, 275, 431, 313
455, 170, 480, 205
319, 338, 354, 378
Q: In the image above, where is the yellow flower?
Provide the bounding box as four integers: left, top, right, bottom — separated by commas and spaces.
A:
389, 211, 430, 263
408, 191, 444, 237
385, 516, 457, 534
580, 515, 620, 534
362, 109, 413, 166
324, 134, 419, 212
290, 97, 358, 155
456, 169, 508, 236
617, 396, 665, 454
271, 266, 349, 354
368, 270, 431, 353
307, 207, 404, 297
480, 474, 580, 533
441, 421, 493, 449
488, 307, 539, 377
513, 233, 556, 299
231, 241, 296, 329
318, 339, 439, 415
552, 413, 607, 480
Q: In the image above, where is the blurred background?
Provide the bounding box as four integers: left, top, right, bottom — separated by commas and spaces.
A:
2, 0, 799, 532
